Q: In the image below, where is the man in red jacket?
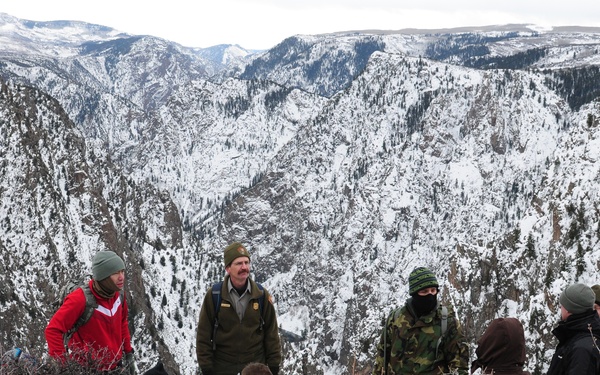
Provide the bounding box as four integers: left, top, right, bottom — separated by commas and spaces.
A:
45, 251, 136, 374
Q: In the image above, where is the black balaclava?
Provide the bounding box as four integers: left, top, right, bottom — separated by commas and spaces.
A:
411, 293, 438, 317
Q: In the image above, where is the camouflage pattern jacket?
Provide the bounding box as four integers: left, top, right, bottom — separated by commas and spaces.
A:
372, 300, 469, 375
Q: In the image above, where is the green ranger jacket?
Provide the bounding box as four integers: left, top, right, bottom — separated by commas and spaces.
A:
196, 276, 281, 374
372, 300, 469, 375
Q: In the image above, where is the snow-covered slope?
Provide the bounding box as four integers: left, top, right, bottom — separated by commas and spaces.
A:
0, 79, 187, 371
0, 12, 127, 56
207, 52, 600, 374
1, 13, 600, 375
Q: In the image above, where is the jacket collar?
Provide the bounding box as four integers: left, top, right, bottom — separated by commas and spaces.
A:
222, 275, 263, 300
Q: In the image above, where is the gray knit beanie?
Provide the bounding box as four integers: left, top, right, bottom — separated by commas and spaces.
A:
560, 283, 595, 314
92, 251, 125, 281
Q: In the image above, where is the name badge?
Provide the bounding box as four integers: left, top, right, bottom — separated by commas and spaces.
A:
221, 302, 231, 308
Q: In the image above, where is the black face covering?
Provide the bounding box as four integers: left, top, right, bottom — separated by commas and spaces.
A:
411, 293, 437, 317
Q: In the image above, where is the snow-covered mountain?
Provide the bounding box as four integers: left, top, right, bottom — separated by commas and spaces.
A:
235, 25, 600, 98
0, 12, 126, 56
1, 13, 600, 374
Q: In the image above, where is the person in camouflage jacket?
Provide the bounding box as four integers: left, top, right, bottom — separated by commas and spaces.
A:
372, 267, 469, 375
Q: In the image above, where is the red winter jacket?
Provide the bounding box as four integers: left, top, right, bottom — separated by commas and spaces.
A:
45, 280, 133, 370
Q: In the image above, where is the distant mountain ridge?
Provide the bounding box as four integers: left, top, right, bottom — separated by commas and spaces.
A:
1, 12, 600, 375
334, 23, 600, 34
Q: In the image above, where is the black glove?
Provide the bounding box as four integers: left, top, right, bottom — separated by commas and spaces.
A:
269, 366, 279, 375
123, 351, 137, 375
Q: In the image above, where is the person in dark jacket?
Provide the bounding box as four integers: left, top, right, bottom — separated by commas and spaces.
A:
470, 317, 531, 374
547, 283, 600, 375
196, 242, 281, 375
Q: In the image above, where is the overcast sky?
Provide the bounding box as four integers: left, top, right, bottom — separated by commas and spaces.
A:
2, 1, 600, 50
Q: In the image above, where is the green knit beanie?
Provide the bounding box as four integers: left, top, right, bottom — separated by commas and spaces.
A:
560, 283, 595, 314
408, 267, 439, 295
223, 242, 250, 267
92, 251, 125, 281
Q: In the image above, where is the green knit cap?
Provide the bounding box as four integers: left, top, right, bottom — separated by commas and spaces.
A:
408, 267, 439, 295
92, 251, 125, 281
223, 242, 250, 267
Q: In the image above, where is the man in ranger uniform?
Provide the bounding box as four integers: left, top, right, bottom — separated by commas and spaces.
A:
196, 242, 281, 375
372, 267, 469, 375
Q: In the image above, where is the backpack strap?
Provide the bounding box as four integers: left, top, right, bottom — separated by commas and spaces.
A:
210, 281, 266, 351
435, 305, 448, 359
63, 284, 98, 350
211, 282, 223, 351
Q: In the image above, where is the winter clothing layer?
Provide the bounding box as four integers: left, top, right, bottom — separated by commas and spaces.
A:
471, 317, 531, 374
196, 275, 281, 375
143, 361, 169, 375
372, 299, 469, 375
92, 251, 125, 281
241, 362, 273, 375
547, 309, 600, 375
408, 267, 439, 295
95, 278, 119, 297
559, 283, 595, 314
223, 242, 250, 267
591, 284, 600, 305
45, 279, 132, 370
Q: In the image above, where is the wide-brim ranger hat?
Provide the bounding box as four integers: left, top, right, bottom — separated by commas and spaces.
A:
224, 242, 250, 267
408, 267, 439, 295
92, 251, 125, 281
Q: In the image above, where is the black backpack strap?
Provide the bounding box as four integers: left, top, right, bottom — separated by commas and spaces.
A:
211, 282, 223, 351
63, 285, 98, 350
211, 282, 223, 315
